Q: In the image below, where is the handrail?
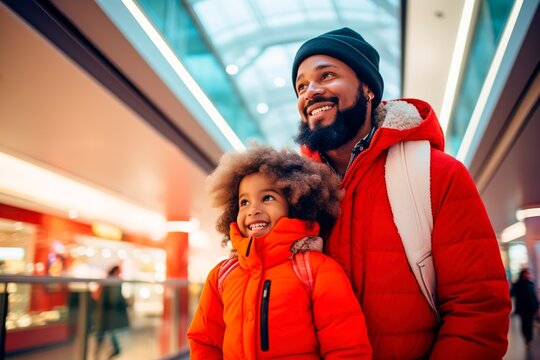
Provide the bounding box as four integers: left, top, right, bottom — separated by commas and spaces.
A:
0, 274, 188, 286
0, 274, 191, 360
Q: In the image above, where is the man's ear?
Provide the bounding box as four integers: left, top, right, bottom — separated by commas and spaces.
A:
362, 83, 374, 99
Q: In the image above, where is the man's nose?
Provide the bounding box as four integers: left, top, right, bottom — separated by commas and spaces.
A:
304, 82, 323, 101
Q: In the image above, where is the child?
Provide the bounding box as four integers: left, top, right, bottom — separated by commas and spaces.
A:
187, 146, 372, 359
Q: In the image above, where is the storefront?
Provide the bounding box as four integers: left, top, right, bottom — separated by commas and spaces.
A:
0, 202, 188, 355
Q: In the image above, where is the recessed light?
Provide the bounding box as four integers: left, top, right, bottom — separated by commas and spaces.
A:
273, 77, 285, 87
226, 64, 238, 75
256, 103, 269, 114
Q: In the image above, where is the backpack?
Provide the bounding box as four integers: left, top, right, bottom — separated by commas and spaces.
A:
217, 251, 315, 297
385, 140, 440, 321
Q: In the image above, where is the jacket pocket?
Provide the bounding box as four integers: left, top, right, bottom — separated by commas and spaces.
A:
260, 280, 271, 351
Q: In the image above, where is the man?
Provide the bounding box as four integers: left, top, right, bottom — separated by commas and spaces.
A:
511, 268, 539, 350
292, 27, 511, 359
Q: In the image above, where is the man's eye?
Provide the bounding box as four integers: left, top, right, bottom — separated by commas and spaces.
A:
297, 84, 306, 93
322, 72, 333, 80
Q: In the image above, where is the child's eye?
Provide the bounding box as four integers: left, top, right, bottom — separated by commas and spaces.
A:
239, 199, 249, 207
263, 195, 275, 202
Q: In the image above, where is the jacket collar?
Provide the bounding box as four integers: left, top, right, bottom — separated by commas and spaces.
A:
229, 217, 320, 270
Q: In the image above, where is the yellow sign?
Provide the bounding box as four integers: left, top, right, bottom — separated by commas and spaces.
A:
92, 222, 122, 240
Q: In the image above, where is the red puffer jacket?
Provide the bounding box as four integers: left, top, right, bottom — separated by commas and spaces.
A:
303, 99, 511, 359
187, 217, 372, 359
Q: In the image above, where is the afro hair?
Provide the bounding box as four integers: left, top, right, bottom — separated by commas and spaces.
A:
207, 145, 342, 246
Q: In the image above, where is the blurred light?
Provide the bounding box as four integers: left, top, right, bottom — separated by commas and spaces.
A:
256, 103, 269, 114
516, 207, 540, 221
154, 284, 164, 295
13, 222, 24, 231
501, 222, 526, 243
117, 249, 127, 259
52, 242, 65, 255
457, 0, 523, 162
0, 247, 25, 260
76, 246, 86, 257
35, 262, 44, 273
226, 64, 238, 75
86, 248, 96, 257
273, 77, 285, 87
150, 229, 165, 242
139, 287, 151, 299
68, 209, 79, 219
120, 0, 246, 151
155, 262, 166, 273
102, 248, 112, 258
0, 152, 166, 238
166, 218, 199, 233
92, 222, 123, 240
439, 0, 476, 133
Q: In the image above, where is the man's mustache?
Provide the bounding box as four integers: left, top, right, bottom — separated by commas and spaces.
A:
303, 95, 338, 116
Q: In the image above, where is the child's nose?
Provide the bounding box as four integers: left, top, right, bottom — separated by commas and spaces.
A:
248, 206, 262, 216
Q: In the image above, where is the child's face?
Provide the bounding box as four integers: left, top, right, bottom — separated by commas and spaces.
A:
237, 172, 289, 238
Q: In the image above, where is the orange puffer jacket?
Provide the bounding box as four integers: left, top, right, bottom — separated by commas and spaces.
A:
187, 217, 372, 359
303, 99, 511, 359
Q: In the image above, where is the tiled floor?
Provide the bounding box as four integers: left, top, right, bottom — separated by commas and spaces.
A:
6, 315, 539, 359
504, 314, 540, 360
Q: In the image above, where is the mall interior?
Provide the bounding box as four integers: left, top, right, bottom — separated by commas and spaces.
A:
0, 0, 539, 359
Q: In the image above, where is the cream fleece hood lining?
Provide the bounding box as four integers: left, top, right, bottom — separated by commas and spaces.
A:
375, 100, 423, 131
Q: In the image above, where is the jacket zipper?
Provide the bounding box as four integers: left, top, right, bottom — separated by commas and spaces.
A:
246, 237, 253, 256
260, 280, 271, 351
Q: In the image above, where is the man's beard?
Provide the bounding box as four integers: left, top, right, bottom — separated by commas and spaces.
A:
294, 91, 367, 152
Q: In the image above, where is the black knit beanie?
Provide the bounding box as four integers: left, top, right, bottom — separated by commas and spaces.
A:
292, 27, 384, 108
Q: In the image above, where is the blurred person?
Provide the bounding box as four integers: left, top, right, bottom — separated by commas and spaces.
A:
187, 146, 372, 359
291, 27, 511, 358
511, 268, 540, 350
94, 265, 130, 359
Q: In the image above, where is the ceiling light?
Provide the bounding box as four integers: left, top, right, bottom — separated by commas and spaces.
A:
119, 0, 246, 151
226, 64, 238, 75
516, 207, 540, 221
273, 77, 285, 87
256, 103, 269, 114
456, 0, 524, 163
439, 0, 476, 134
0, 247, 25, 260
501, 221, 526, 243
166, 218, 200, 233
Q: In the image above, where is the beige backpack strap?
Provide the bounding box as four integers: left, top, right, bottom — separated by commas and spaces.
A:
385, 140, 440, 321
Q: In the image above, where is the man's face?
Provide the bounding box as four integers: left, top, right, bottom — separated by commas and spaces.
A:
294, 55, 368, 152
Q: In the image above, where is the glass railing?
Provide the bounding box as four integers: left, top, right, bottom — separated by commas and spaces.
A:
0, 275, 199, 359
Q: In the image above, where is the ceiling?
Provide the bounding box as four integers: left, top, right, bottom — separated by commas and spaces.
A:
1, 0, 539, 278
